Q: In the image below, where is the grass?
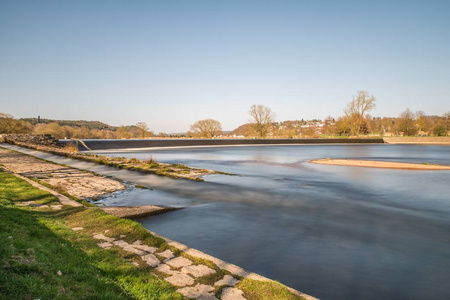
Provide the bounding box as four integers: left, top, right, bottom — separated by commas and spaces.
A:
237, 278, 305, 300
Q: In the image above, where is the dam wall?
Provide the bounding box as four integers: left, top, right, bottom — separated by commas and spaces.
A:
60, 138, 385, 151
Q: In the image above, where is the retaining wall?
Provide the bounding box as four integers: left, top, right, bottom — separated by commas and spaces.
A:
60, 138, 385, 151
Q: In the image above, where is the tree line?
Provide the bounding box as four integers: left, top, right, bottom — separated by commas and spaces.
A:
1, 92, 449, 138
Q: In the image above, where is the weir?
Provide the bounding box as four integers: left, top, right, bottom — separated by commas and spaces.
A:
61, 138, 385, 151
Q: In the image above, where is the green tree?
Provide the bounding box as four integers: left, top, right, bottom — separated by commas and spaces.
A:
397, 108, 417, 136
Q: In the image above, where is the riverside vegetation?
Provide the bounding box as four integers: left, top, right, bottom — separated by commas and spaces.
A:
0, 170, 304, 300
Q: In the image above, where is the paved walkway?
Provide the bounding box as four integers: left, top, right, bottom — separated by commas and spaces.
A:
89, 230, 249, 299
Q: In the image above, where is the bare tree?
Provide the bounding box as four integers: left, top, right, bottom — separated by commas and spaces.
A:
190, 119, 222, 138
248, 105, 275, 138
136, 122, 150, 138
397, 108, 417, 136
344, 91, 376, 136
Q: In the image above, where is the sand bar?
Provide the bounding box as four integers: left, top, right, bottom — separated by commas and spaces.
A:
310, 159, 450, 170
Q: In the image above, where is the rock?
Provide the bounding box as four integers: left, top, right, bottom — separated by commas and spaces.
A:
165, 273, 194, 287
97, 242, 113, 249
214, 275, 239, 287
158, 249, 174, 260
123, 246, 146, 256
155, 264, 179, 276
93, 234, 115, 243
181, 264, 216, 278
141, 254, 160, 267
221, 287, 246, 300
177, 284, 215, 299
71, 227, 84, 231
57, 270, 62, 276
113, 240, 129, 247
132, 244, 157, 253
166, 256, 192, 269
177, 286, 202, 298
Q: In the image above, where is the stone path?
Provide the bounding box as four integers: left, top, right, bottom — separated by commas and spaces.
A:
0, 147, 124, 199
88, 229, 248, 299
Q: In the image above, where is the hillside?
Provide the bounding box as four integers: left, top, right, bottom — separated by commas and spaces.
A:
21, 118, 115, 131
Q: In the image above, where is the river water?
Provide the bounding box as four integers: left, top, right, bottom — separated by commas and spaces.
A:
96, 144, 450, 300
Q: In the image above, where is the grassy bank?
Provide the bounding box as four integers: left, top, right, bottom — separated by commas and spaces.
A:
0, 170, 304, 300
0, 170, 182, 299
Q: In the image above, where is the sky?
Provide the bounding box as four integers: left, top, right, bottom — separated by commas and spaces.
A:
1, 0, 449, 133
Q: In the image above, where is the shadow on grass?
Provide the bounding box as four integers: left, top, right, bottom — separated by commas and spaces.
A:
0, 204, 181, 300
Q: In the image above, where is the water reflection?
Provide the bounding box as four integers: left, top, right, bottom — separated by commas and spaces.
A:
97, 145, 450, 300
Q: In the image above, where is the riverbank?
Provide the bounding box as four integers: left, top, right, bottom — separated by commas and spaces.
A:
384, 136, 450, 145
1, 135, 224, 181
310, 158, 450, 170
0, 146, 314, 300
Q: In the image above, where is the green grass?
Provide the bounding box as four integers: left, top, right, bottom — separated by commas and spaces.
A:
0, 170, 183, 300
237, 278, 305, 300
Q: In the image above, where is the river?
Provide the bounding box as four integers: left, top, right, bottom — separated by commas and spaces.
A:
95, 144, 450, 300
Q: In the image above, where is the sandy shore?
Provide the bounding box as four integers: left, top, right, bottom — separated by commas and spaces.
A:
0, 147, 125, 198
383, 137, 450, 145
310, 159, 450, 170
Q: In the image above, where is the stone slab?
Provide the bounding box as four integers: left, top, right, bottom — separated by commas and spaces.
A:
165, 273, 194, 287
221, 287, 246, 300
181, 264, 216, 278
214, 275, 239, 287
166, 256, 192, 269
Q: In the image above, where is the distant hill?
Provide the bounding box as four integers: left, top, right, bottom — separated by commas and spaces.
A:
231, 123, 254, 136
21, 118, 116, 131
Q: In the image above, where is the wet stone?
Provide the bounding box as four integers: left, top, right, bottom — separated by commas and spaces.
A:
181, 264, 216, 278
166, 256, 192, 269
221, 287, 246, 300
214, 275, 239, 287
165, 273, 194, 287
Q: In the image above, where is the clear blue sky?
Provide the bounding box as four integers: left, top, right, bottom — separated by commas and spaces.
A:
1, 0, 449, 133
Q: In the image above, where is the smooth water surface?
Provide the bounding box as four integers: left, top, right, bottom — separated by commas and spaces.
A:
97, 145, 450, 300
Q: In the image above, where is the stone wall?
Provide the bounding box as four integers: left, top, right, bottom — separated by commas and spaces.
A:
3, 134, 64, 148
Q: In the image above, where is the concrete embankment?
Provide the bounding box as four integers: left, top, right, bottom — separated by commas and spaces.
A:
62, 138, 385, 151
